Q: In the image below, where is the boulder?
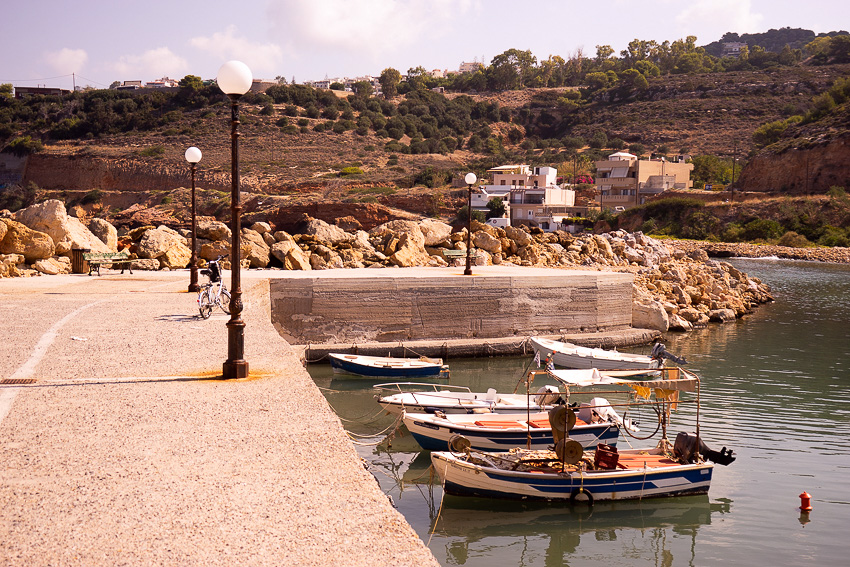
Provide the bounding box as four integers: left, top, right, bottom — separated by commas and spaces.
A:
130, 259, 161, 271
504, 225, 532, 247
197, 218, 231, 241
632, 301, 670, 332
270, 240, 311, 270
250, 221, 272, 234
13, 200, 109, 254
137, 226, 188, 260
708, 308, 737, 322
33, 256, 72, 276
88, 218, 118, 251
0, 219, 55, 263
302, 218, 352, 246
158, 243, 192, 270
419, 218, 453, 246
241, 228, 270, 268
388, 231, 432, 267
0, 253, 25, 278
0, 220, 6, 242
200, 240, 230, 261
473, 231, 502, 254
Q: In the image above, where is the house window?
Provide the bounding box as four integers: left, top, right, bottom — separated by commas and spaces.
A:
500, 180, 506, 185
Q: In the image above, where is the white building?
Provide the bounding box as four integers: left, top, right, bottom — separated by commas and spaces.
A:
470, 165, 578, 231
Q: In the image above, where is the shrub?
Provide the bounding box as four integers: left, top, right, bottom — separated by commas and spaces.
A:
139, 145, 165, 157
339, 166, 363, 176
817, 226, 850, 247
2, 136, 44, 157
741, 218, 783, 241
81, 189, 104, 205
777, 231, 811, 248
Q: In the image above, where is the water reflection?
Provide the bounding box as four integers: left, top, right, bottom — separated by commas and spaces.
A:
307, 258, 850, 565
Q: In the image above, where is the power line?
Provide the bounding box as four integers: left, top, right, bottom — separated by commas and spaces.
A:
0, 73, 75, 83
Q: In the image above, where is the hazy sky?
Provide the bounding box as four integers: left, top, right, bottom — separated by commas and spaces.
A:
2, 0, 847, 90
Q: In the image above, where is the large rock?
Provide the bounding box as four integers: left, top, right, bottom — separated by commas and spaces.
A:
270, 238, 311, 270
88, 218, 118, 251
388, 232, 432, 267
302, 218, 352, 246
196, 218, 231, 241
473, 231, 502, 254
158, 243, 192, 270
241, 228, 270, 268
504, 225, 532, 247
137, 226, 188, 260
419, 218, 453, 246
13, 200, 109, 254
632, 301, 670, 332
0, 220, 6, 242
0, 253, 25, 278
199, 240, 231, 261
33, 256, 72, 276
0, 219, 55, 263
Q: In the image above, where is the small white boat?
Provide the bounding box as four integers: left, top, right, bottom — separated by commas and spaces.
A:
531, 336, 661, 370
328, 353, 449, 379
375, 382, 565, 416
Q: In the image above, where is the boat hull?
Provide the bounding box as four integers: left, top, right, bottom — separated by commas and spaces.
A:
431, 451, 713, 502
328, 353, 445, 378
531, 337, 659, 371
403, 413, 619, 452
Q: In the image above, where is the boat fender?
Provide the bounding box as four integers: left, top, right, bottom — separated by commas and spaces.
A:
424, 406, 440, 414
570, 487, 594, 507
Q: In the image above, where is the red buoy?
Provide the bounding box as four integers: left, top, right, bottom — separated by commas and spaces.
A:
799, 491, 812, 512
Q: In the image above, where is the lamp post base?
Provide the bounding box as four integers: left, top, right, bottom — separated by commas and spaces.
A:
222, 360, 249, 379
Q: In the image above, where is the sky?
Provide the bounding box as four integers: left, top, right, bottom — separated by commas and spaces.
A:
2, 0, 848, 90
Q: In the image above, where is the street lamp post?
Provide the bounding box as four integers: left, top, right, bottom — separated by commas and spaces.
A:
184, 146, 202, 292
464, 172, 477, 276
217, 60, 253, 379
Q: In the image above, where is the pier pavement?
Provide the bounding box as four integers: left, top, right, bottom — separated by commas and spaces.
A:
0, 271, 440, 567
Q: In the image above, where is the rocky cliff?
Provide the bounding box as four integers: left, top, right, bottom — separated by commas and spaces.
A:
738, 136, 850, 193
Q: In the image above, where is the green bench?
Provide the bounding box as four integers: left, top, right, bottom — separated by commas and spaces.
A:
83, 250, 134, 276
442, 248, 482, 261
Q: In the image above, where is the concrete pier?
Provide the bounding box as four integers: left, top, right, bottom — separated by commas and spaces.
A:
270, 266, 635, 344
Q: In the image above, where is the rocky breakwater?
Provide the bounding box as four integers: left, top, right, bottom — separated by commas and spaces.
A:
1, 202, 773, 335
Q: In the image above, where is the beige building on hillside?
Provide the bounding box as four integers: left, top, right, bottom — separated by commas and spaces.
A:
595, 152, 694, 210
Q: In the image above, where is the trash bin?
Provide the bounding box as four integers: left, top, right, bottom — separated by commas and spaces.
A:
71, 248, 90, 274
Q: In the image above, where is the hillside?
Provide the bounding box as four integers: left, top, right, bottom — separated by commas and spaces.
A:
2, 64, 850, 232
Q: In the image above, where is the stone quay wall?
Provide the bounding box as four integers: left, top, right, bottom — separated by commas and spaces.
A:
268, 267, 634, 345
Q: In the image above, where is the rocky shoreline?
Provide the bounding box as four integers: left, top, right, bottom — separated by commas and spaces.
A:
668, 239, 850, 264
0, 200, 787, 334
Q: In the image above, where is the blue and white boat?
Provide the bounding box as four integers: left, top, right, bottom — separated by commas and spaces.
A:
402, 406, 620, 452
431, 445, 714, 503
328, 353, 449, 379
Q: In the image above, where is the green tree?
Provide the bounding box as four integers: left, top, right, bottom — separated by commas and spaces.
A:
488, 48, 537, 90
406, 66, 427, 91
179, 75, 204, 90
352, 80, 373, 98
486, 197, 506, 219
379, 68, 401, 98
0, 83, 12, 99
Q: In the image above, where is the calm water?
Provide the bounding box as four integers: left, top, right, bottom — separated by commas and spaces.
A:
308, 259, 850, 566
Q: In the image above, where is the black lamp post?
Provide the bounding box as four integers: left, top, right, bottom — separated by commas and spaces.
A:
464, 172, 477, 276
184, 146, 202, 292
217, 60, 252, 379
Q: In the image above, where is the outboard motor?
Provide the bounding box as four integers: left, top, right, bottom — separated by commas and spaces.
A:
651, 342, 688, 365
673, 431, 736, 465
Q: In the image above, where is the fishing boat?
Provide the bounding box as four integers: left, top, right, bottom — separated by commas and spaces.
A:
375, 368, 635, 415
430, 369, 735, 503
328, 353, 449, 379
401, 403, 621, 452
530, 336, 662, 370
375, 382, 565, 416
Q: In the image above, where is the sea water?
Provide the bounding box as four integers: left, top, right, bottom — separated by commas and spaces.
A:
308, 258, 850, 566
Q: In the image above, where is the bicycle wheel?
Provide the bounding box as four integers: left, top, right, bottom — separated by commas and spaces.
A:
218, 289, 231, 314
198, 288, 213, 319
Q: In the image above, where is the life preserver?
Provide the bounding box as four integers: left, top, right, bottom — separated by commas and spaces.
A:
570, 487, 594, 506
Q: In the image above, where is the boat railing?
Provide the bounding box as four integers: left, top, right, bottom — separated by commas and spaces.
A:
373, 382, 473, 394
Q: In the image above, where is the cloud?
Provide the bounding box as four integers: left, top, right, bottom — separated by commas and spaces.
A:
675, 0, 764, 40
111, 47, 189, 80
266, 0, 479, 58
44, 48, 88, 74
190, 25, 283, 75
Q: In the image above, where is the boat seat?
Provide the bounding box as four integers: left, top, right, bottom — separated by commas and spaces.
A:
484, 388, 498, 402
474, 420, 522, 428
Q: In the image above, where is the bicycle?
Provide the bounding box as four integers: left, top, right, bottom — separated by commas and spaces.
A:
197, 256, 231, 319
